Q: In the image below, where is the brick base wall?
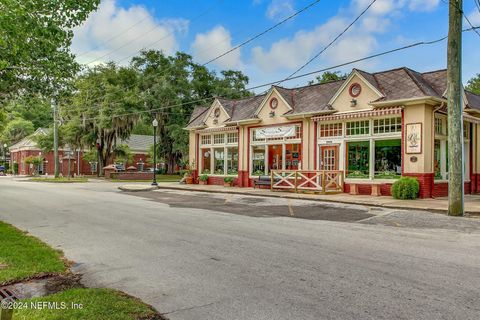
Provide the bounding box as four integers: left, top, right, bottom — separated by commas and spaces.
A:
109, 172, 155, 180
433, 181, 473, 198
402, 173, 434, 198
205, 176, 240, 186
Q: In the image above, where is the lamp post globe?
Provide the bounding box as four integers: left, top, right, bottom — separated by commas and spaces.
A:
152, 118, 158, 186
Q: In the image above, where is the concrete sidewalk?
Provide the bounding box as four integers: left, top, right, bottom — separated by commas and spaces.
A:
146, 182, 480, 216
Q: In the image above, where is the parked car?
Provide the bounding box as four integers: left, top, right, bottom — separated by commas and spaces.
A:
0, 166, 5, 176
114, 164, 125, 171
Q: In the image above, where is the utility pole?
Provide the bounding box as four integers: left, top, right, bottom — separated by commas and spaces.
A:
52, 98, 60, 178
447, 0, 464, 216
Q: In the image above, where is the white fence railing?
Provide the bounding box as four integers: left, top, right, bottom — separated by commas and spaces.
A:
271, 170, 344, 194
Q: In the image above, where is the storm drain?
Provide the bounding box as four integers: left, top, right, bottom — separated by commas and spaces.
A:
0, 287, 18, 302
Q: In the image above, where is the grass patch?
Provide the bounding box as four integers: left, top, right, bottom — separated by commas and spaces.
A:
0, 222, 66, 284
29, 177, 89, 183
14, 288, 161, 320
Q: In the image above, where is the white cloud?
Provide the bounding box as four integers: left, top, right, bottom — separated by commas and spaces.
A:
191, 26, 243, 69
71, 0, 189, 66
408, 0, 440, 12
251, 0, 441, 73
467, 9, 480, 25
266, 0, 295, 21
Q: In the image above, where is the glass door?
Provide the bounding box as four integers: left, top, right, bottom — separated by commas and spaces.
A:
320, 146, 338, 170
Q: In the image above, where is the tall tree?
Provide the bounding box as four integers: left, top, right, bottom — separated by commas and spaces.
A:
308, 71, 347, 85
133, 50, 251, 173
1, 118, 34, 145
64, 63, 142, 176
466, 74, 480, 95
0, 0, 100, 102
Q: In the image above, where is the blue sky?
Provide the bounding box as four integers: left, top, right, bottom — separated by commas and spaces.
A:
72, 0, 480, 91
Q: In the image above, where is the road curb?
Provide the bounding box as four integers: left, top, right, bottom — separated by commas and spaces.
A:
154, 185, 480, 217
118, 185, 159, 192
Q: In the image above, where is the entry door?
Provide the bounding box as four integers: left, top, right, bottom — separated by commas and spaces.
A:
320, 146, 339, 170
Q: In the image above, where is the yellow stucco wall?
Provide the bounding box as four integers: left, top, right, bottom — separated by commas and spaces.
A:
204, 100, 230, 128
475, 124, 480, 174
403, 103, 434, 174
188, 130, 197, 167
331, 74, 381, 112
256, 90, 292, 124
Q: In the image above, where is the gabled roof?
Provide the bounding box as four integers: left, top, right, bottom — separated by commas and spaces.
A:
466, 90, 480, 111
372, 68, 439, 102
9, 128, 49, 150
285, 80, 343, 115
186, 67, 478, 128
186, 105, 209, 128
120, 134, 154, 153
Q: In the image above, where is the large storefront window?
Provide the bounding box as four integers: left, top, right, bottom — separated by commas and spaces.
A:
201, 149, 211, 174
214, 148, 225, 174
434, 140, 442, 179
252, 146, 266, 175
268, 145, 282, 172
374, 139, 401, 179
250, 125, 302, 176
285, 144, 301, 170
200, 131, 238, 175
226, 148, 238, 175
346, 141, 369, 178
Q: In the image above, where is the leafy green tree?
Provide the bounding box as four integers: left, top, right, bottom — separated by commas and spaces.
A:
466, 74, 480, 95
133, 50, 250, 173
63, 63, 142, 175
0, 0, 100, 101
114, 144, 134, 166
1, 118, 34, 145
308, 71, 347, 85
24, 155, 43, 176
4, 96, 53, 129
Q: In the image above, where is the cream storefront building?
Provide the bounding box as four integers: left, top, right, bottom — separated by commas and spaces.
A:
186, 67, 480, 198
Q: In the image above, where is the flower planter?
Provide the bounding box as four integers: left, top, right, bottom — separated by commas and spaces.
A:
199, 180, 208, 185
224, 182, 233, 187
185, 176, 194, 184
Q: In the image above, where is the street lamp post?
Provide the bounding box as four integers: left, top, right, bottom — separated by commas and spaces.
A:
152, 118, 158, 186
3, 143, 6, 168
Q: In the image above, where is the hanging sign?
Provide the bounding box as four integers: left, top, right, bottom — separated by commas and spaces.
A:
255, 126, 296, 139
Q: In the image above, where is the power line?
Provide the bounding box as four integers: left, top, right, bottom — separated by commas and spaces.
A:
73, 0, 325, 107
72, 28, 480, 122
276, 0, 377, 85
83, 1, 222, 66
441, 0, 480, 38
76, 13, 152, 58
201, 0, 323, 67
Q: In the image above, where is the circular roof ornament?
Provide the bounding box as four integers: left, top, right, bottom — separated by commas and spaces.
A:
270, 97, 278, 109
213, 107, 220, 118
349, 83, 362, 98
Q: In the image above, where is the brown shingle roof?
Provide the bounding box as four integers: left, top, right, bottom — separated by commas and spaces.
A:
186, 105, 209, 128
186, 67, 460, 126
288, 80, 343, 114
466, 90, 480, 111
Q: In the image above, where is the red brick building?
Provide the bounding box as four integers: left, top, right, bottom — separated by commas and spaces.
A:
8, 128, 153, 176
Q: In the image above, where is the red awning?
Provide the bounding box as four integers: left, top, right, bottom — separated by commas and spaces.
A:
312, 106, 403, 122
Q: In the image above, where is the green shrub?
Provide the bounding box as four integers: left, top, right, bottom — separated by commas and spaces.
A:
199, 174, 209, 182
391, 177, 420, 199
224, 177, 234, 183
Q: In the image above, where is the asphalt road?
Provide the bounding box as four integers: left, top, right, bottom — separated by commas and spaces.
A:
1, 177, 480, 320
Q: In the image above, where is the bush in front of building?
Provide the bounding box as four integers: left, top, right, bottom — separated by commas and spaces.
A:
391, 177, 420, 199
